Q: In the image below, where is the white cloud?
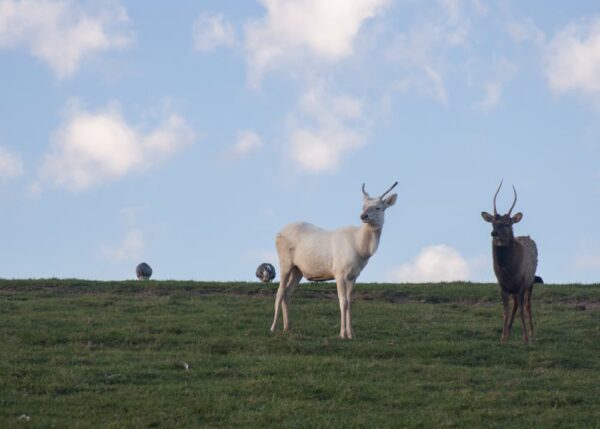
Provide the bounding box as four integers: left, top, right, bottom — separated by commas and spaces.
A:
287, 87, 366, 173
476, 82, 502, 111
100, 228, 144, 262
388, 244, 470, 283
228, 130, 263, 158
506, 18, 545, 46
385, 1, 481, 104
244, 0, 390, 85
386, 27, 451, 104
28, 181, 41, 197
0, 0, 132, 78
546, 18, 600, 100
40, 100, 195, 191
0, 145, 23, 180
193, 12, 236, 52
472, 58, 518, 111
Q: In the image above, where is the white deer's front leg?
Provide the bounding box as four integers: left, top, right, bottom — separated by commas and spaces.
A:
344, 280, 354, 339
335, 278, 348, 339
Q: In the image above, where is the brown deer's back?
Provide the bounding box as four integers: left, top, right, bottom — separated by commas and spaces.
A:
515, 235, 538, 289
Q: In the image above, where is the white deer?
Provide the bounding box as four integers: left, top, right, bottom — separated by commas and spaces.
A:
270, 182, 398, 339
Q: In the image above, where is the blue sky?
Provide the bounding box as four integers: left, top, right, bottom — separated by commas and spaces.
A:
1, 0, 599, 283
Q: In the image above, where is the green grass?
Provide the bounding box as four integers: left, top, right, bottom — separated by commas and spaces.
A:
1, 279, 599, 428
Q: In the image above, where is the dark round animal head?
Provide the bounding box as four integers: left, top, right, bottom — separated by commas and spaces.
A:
256, 263, 276, 283
136, 262, 153, 280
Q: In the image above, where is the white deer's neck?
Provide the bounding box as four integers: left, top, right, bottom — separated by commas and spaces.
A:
356, 223, 383, 259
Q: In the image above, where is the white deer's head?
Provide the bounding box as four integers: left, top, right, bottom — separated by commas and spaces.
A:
360, 182, 398, 228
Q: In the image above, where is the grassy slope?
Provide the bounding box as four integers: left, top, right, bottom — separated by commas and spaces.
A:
0, 280, 599, 428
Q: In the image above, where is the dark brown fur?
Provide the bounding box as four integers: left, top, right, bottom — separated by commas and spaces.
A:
482, 182, 538, 344
490, 237, 536, 343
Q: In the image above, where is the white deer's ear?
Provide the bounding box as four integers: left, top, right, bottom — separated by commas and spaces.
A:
383, 193, 397, 208
481, 212, 494, 223
511, 212, 523, 223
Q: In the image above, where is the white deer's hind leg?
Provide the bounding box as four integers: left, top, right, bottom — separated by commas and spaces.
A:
282, 267, 302, 331
335, 277, 348, 339
271, 269, 291, 332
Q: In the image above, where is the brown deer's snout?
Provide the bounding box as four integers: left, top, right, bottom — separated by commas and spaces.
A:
361, 213, 369, 221
491, 231, 499, 237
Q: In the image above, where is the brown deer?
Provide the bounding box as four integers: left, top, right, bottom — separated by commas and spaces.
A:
481, 180, 541, 344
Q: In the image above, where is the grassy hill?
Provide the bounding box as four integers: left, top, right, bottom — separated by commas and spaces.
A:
1, 280, 599, 428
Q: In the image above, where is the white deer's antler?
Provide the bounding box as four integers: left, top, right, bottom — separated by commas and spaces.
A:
380, 181, 398, 199
362, 183, 370, 199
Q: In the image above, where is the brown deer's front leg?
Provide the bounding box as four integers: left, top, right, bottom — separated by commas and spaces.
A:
508, 295, 518, 332
501, 292, 510, 342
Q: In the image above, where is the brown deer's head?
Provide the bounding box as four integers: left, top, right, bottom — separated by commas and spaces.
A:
481, 180, 523, 247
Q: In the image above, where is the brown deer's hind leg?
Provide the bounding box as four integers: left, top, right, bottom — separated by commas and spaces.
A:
501, 292, 510, 342
518, 291, 529, 344
525, 284, 534, 336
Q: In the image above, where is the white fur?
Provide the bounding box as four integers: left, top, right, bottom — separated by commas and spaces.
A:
270, 187, 397, 339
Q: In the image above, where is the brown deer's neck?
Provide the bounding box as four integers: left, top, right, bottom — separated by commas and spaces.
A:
357, 224, 383, 259
492, 239, 523, 288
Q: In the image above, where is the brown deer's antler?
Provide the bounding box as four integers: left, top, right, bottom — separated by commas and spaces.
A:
493, 179, 503, 215
508, 185, 518, 216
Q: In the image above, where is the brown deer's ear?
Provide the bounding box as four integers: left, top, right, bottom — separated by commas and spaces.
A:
481, 212, 494, 223
511, 212, 523, 223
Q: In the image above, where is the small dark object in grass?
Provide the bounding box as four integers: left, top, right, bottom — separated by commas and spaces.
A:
256, 263, 276, 283
136, 262, 152, 280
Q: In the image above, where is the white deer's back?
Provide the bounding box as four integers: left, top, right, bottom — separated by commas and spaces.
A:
277, 222, 362, 281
